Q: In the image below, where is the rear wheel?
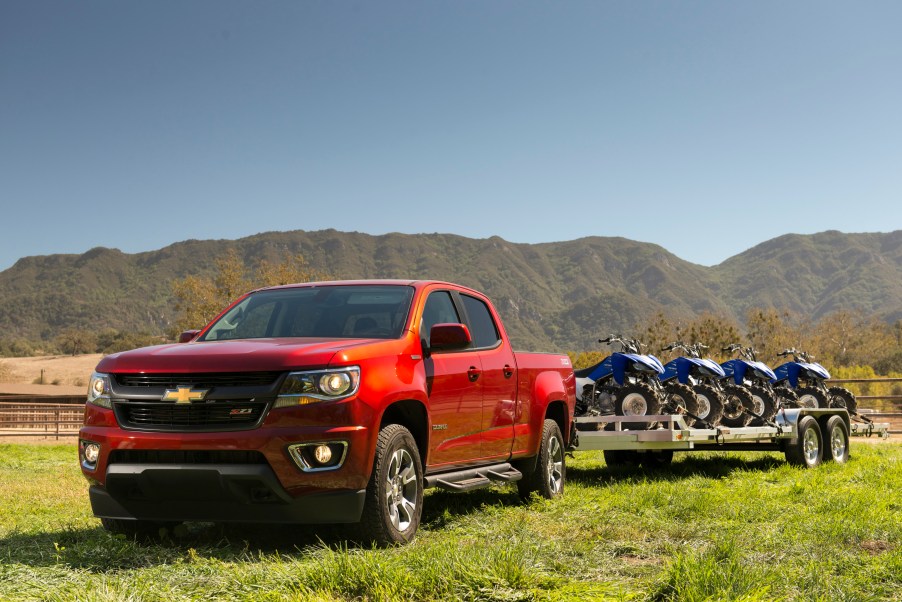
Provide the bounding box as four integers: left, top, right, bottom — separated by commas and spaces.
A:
785, 415, 823, 467
796, 386, 827, 409
692, 384, 723, 426
748, 385, 776, 426
823, 415, 850, 464
100, 518, 176, 539
828, 387, 858, 415
639, 450, 674, 468
603, 449, 641, 467
719, 385, 754, 427
663, 382, 699, 423
614, 382, 662, 430
518, 419, 565, 500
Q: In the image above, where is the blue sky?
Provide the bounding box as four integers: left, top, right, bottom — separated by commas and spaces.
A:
2, 1, 901, 271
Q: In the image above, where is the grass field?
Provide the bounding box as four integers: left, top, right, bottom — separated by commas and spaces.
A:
1, 442, 900, 601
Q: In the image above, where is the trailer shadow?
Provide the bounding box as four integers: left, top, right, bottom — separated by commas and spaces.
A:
566, 452, 787, 486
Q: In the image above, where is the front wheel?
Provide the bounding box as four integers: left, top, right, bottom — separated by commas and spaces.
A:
748, 385, 776, 426
518, 419, 565, 499
719, 385, 754, 427
784, 415, 823, 468
828, 386, 858, 415
796, 386, 827, 409
614, 382, 662, 430
692, 384, 724, 426
359, 424, 424, 546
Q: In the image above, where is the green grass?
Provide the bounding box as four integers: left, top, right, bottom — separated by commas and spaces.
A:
1, 442, 900, 601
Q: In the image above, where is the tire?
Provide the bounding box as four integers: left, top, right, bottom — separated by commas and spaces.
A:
518, 419, 566, 499
823, 415, 850, 464
614, 382, 662, 430
663, 382, 699, 423
358, 424, 424, 546
719, 385, 754, 427
603, 449, 641, 467
784, 415, 823, 468
748, 385, 777, 426
639, 450, 674, 468
796, 386, 827, 409
828, 387, 858, 415
692, 384, 723, 426
774, 386, 799, 408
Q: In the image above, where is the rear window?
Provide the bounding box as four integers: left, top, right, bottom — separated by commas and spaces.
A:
201, 285, 415, 341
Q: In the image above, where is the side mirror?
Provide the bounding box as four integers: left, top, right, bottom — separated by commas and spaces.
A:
428, 323, 472, 352
178, 329, 201, 343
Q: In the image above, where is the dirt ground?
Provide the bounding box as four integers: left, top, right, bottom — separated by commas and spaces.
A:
0, 354, 102, 395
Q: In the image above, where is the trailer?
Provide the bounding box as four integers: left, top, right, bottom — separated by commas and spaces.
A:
572, 408, 890, 468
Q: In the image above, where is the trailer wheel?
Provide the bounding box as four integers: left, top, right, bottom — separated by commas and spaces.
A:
518, 419, 565, 499
748, 385, 776, 426
719, 385, 753, 427
827, 387, 858, 415
603, 449, 641, 467
796, 387, 827, 409
692, 384, 723, 426
639, 450, 674, 468
823, 415, 850, 464
359, 424, 424, 546
785, 415, 823, 468
614, 382, 662, 430
663, 383, 699, 424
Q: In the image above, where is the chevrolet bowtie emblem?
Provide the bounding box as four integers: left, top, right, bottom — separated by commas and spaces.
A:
162, 386, 209, 404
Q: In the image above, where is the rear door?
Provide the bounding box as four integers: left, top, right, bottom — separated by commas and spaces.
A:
458, 292, 518, 461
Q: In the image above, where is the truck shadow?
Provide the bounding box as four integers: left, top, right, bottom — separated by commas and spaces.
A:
566, 453, 786, 486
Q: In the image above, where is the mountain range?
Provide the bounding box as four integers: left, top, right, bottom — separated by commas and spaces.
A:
1, 229, 900, 352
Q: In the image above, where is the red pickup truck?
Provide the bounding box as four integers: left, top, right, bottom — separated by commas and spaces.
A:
79, 280, 576, 544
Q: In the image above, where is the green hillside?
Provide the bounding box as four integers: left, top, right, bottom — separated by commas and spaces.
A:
1, 229, 900, 352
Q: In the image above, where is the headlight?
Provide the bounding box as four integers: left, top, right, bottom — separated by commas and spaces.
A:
86, 373, 112, 409
274, 367, 360, 408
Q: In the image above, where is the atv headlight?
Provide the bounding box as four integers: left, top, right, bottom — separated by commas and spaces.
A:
274, 367, 360, 408
86, 373, 112, 409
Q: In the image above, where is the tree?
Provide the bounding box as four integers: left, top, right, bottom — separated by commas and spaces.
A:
55, 328, 99, 356
685, 313, 742, 362
171, 250, 331, 335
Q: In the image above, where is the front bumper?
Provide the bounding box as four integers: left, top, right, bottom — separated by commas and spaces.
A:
89, 462, 366, 523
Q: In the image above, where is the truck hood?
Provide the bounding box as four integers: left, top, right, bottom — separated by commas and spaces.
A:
95, 338, 385, 374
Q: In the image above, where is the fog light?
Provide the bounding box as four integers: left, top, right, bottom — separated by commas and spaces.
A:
84, 443, 100, 464
313, 444, 333, 464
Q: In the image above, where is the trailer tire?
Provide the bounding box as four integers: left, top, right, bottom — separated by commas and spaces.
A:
359, 424, 424, 546
785, 415, 823, 468
640, 450, 674, 468
663, 382, 699, 424
614, 382, 662, 430
518, 419, 565, 500
796, 387, 827, 409
719, 385, 754, 427
827, 387, 858, 415
692, 384, 723, 426
603, 449, 641, 468
823, 415, 850, 464
748, 385, 776, 426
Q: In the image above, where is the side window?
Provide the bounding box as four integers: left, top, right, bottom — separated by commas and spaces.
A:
461, 294, 500, 349
421, 291, 461, 346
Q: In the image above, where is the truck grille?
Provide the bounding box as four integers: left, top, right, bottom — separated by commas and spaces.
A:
115, 372, 281, 389
114, 401, 267, 431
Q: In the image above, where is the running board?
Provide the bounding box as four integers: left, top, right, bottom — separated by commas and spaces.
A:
425, 463, 523, 492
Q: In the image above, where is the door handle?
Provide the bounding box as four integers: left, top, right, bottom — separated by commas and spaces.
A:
503, 365, 514, 378
467, 366, 481, 382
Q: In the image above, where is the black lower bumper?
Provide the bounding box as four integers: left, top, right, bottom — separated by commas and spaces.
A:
90, 463, 366, 524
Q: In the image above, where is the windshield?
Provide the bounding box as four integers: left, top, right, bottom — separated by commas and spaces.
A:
200, 285, 415, 341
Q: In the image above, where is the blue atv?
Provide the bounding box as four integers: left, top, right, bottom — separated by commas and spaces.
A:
772, 348, 858, 414
659, 341, 724, 427
720, 344, 788, 427
574, 335, 666, 430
